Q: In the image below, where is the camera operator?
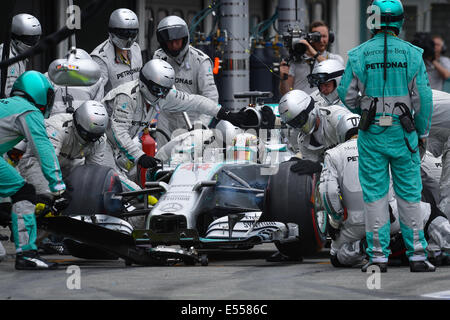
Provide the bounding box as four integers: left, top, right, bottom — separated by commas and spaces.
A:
428, 35, 450, 91
279, 21, 344, 96
413, 33, 450, 91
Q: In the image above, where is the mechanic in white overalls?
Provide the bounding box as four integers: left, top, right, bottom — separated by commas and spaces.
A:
18, 101, 108, 198
278, 89, 354, 164
281, 60, 347, 153
154, 16, 219, 132
91, 8, 142, 95
426, 90, 450, 220
101, 59, 247, 192
265, 89, 353, 262
0, 14, 41, 97
307, 59, 345, 108
320, 114, 450, 267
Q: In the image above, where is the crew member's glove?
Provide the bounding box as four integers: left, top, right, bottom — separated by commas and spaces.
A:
51, 190, 71, 213
260, 106, 276, 129
216, 106, 247, 127
327, 215, 341, 241
137, 154, 159, 169
289, 158, 322, 175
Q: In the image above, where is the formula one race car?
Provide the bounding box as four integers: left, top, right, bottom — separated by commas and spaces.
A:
38, 92, 328, 266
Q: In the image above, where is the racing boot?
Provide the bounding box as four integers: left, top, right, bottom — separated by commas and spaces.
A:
330, 253, 347, 268
15, 250, 58, 270
361, 261, 387, 273
409, 259, 436, 272
428, 254, 446, 267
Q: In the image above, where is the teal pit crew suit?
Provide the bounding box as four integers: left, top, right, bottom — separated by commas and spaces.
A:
0, 71, 65, 255
337, 0, 433, 267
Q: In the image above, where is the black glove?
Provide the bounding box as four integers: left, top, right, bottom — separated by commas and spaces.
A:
137, 154, 159, 169
216, 106, 247, 127
327, 222, 340, 241
260, 106, 276, 129
289, 158, 322, 175
52, 192, 71, 213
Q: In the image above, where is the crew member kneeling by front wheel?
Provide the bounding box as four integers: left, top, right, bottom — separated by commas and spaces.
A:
1, 71, 67, 270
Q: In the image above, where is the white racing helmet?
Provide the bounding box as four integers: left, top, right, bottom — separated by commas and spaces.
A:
156, 16, 190, 63
278, 90, 318, 135
108, 8, 139, 50
73, 100, 109, 142
307, 59, 345, 104
336, 113, 360, 144
139, 59, 175, 105
11, 14, 42, 54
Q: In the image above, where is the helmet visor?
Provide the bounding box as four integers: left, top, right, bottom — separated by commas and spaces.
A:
77, 126, 103, 142
307, 70, 344, 87
12, 34, 40, 47
157, 25, 188, 42
286, 98, 315, 130
139, 72, 171, 99
36, 88, 55, 119
109, 28, 138, 40
73, 117, 103, 142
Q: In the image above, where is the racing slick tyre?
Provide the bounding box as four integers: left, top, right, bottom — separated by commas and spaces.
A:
60, 164, 124, 260
63, 164, 124, 217
262, 161, 327, 258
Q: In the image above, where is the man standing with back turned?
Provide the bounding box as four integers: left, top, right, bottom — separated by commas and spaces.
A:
338, 0, 435, 272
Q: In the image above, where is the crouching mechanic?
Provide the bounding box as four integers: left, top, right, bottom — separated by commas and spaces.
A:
321, 114, 449, 269
266, 90, 353, 262
426, 89, 450, 219
0, 71, 66, 270
101, 58, 247, 191
17, 101, 108, 196
278, 89, 353, 164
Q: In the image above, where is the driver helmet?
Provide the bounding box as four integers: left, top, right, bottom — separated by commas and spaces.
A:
11, 14, 42, 54
108, 8, 139, 50
278, 90, 318, 136
73, 100, 108, 142
156, 16, 190, 63
11, 71, 55, 119
336, 113, 361, 144
307, 59, 345, 105
139, 59, 175, 105
368, 0, 404, 35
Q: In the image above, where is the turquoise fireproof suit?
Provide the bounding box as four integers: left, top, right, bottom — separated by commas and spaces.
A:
0, 96, 65, 252
337, 32, 433, 263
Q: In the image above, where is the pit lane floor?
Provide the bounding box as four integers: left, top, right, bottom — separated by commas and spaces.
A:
1, 231, 449, 300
